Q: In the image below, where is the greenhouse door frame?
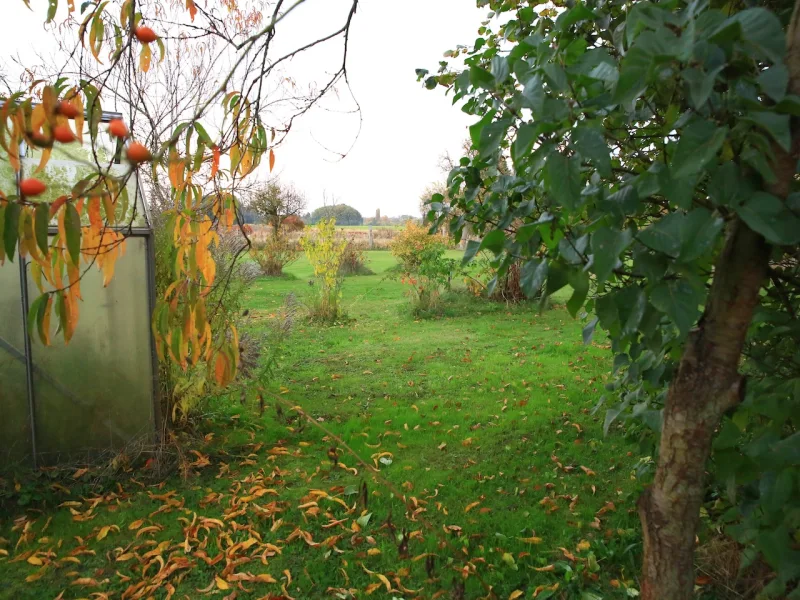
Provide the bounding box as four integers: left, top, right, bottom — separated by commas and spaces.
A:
14, 227, 162, 467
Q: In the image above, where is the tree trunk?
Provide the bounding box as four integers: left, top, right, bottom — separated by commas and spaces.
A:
638, 220, 770, 599
638, 4, 800, 597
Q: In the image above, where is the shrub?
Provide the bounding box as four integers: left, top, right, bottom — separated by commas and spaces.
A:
466, 257, 527, 302
153, 211, 260, 426
401, 244, 459, 317
339, 239, 373, 276
282, 214, 305, 233
250, 235, 299, 277
300, 219, 347, 322
391, 220, 443, 271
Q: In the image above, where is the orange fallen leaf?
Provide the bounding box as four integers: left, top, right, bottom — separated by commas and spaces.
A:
215, 575, 230, 590
464, 501, 481, 513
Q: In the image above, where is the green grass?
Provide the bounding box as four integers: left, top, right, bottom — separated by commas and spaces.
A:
0, 252, 642, 599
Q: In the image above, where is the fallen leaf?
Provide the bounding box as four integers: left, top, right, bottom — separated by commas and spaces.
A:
215, 576, 230, 590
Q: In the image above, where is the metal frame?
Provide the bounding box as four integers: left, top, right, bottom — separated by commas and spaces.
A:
5, 110, 161, 466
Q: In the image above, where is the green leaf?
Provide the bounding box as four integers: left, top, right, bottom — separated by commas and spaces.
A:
35, 202, 50, 257
3, 201, 21, 261
47, 0, 58, 22
737, 192, 800, 245
521, 74, 545, 114
545, 153, 582, 212
623, 287, 648, 336
671, 118, 728, 178
64, 203, 82, 266
469, 65, 495, 90
479, 230, 506, 256
491, 56, 510, 86
572, 126, 611, 178
682, 66, 724, 109
194, 122, 213, 145
758, 65, 788, 102
567, 270, 589, 318
462, 240, 481, 265
591, 227, 632, 282
520, 259, 548, 298
27, 293, 49, 344
543, 63, 568, 92
745, 111, 791, 152
732, 8, 785, 64
638, 208, 723, 261
650, 279, 703, 335
512, 124, 537, 166
557, 3, 595, 31
613, 46, 650, 105
478, 119, 511, 157
582, 317, 599, 345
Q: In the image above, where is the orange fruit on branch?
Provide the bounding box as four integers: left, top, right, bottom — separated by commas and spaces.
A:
57, 100, 80, 119
108, 119, 129, 138
126, 141, 152, 163
53, 124, 77, 144
135, 26, 158, 44
20, 178, 47, 197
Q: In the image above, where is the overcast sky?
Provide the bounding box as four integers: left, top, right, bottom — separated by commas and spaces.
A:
2, 0, 486, 218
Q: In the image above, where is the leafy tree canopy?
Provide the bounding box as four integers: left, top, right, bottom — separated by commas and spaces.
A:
309, 203, 363, 226
422, 0, 800, 597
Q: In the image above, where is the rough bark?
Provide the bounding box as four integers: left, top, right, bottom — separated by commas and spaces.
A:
638, 3, 800, 598
638, 221, 770, 600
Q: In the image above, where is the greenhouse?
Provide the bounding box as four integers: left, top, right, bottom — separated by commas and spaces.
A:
0, 111, 160, 467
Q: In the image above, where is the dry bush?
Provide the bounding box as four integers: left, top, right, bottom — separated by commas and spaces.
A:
339, 239, 373, 276
695, 536, 776, 599
250, 235, 299, 276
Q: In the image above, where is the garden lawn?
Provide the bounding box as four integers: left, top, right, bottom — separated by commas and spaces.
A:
0, 251, 642, 600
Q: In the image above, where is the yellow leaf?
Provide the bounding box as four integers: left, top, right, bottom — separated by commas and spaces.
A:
253, 573, 276, 583
140, 44, 152, 73
96, 526, 111, 541
464, 501, 480, 513
576, 539, 591, 552
215, 576, 229, 590
534, 564, 555, 572
72, 468, 88, 479
376, 573, 392, 592
367, 548, 381, 556
509, 591, 524, 600
128, 519, 144, 530
27, 555, 43, 566
519, 536, 543, 544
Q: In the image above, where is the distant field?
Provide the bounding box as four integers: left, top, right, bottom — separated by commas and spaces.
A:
335, 225, 402, 230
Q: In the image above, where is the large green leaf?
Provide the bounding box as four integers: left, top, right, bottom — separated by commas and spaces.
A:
545, 153, 582, 212
737, 192, 800, 245
64, 203, 82, 266
638, 208, 723, 261
479, 119, 512, 157
479, 230, 506, 255
3, 201, 21, 262
572, 126, 611, 178
591, 227, 632, 282
745, 111, 791, 152
520, 258, 548, 298
732, 8, 786, 64
671, 118, 728, 178
567, 270, 589, 317
35, 202, 50, 257
650, 279, 703, 335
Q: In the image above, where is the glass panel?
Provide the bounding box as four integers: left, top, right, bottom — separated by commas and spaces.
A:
29, 236, 155, 462
20, 123, 149, 228
0, 260, 33, 464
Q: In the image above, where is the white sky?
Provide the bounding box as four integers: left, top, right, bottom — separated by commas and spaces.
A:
1, 0, 486, 218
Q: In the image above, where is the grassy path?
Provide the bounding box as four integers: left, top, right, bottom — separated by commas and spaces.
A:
0, 252, 642, 599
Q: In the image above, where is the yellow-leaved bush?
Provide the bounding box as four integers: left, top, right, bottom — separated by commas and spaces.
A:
300, 218, 347, 322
